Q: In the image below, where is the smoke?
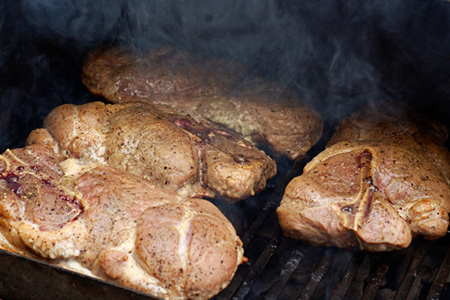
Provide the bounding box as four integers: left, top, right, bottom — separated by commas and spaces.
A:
1, 0, 450, 151
375, 0, 450, 105
20, 0, 123, 49
0, 2, 4, 35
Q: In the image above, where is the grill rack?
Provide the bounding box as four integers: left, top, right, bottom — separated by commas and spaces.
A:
213, 156, 450, 300
1, 146, 450, 300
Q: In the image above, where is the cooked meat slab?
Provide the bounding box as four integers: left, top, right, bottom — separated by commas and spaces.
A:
26, 101, 277, 202
277, 102, 450, 251
0, 144, 244, 299
82, 45, 248, 100
82, 45, 323, 160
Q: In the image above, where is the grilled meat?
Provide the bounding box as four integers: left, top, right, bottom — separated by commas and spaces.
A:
0, 144, 244, 299
81, 45, 323, 160
277, 102, 450, 251
328, 100, 450, 180
26, 101, 277, 202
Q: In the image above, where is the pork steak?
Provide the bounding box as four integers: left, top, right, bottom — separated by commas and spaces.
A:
81, 45, 323, 160
0, 144, 244, 299
277, 102, 450, 251
26, 101, 277, 202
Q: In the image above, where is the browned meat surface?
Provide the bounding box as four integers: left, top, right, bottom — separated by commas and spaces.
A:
82, 45, 248, 100
26, 101, 277, 202
277, 102, 450, 251
0, 145, 244, 299
82, 45, 323, 160
328, 101, 450, 180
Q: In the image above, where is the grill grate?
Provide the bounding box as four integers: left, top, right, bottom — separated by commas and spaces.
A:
1, 147, 450, 300
213, 155, 450, 300
427, 245, 450, 300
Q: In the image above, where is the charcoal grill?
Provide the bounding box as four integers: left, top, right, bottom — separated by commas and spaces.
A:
1, 0, 450, 299
1, 140, 450, 300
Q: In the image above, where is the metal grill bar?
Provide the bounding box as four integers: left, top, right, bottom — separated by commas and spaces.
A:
296, 249, 332, 300
240, 158, 304, 248
231, 229, 285, 299
394, 242, 428, 300
264, 249, 306, 299
0, 249, 156, 300
426, 243, 450, 300
406, 275, 423, 300
361, 253, 393, 300
331, 251, 367, 300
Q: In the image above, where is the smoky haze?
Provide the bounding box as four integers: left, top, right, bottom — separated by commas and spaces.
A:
1, 0, 450, 151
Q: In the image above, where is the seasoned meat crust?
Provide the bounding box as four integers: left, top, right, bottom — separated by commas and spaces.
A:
82, 45, 248, 100
277, 102, 450, 251
26, 101, 277, 202
328, 100, 450, 180
0, 145, 244, 300
81, 45, 323, 160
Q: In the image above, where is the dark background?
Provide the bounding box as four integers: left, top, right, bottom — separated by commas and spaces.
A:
1, 0, 450, 151
1, 2, 450, 299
